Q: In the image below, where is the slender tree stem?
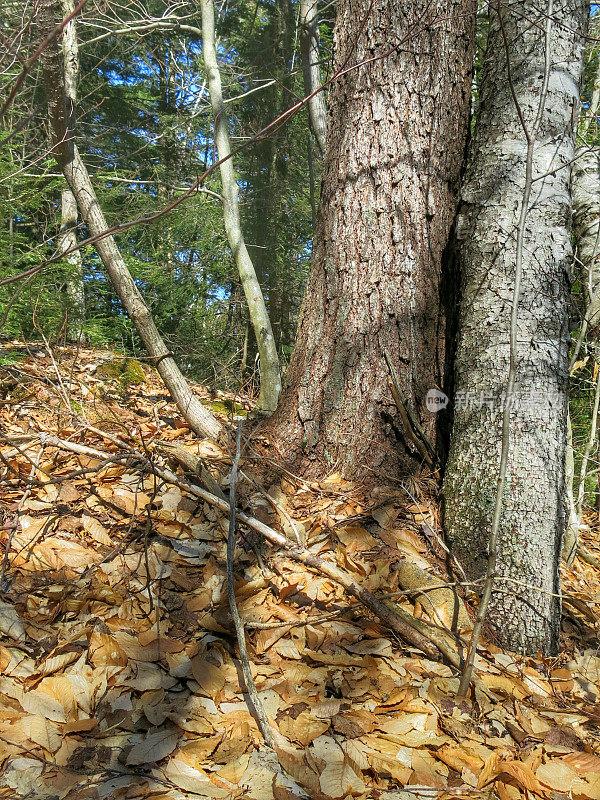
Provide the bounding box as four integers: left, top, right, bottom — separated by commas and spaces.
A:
201, 0, 281, 413
226, 421, 277, 748
299, 0, 327, 154
576, 357, 600, 521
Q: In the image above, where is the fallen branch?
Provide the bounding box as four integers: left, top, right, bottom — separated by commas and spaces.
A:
156, 441, 227, 501
32, 432, 444, 660
246, 580, 477, 630
577, 544, 600, 569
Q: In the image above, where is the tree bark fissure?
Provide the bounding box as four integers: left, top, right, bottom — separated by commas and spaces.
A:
266, 0, 476, 479
443, 0, 588, 654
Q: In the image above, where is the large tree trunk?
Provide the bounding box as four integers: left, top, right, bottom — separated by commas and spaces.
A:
443, 0, 588, 654
299, 0, 327, 155
37, 0, 222, 441
201, 0, 281, 414
265, 0, 476, 478
59, 0, 85, 340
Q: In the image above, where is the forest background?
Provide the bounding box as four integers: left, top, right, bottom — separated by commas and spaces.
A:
1, 0, 320, 381
2, 3, 600, 796
2, 0, 600, 666
3, 0, 600, 540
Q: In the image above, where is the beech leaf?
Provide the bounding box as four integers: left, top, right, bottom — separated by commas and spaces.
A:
126, 728, 178, 765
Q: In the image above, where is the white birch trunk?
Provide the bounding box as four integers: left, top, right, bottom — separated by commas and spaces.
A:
59, 0, 85, 339
443, 0, 588, 654
38, 0, 222, 441
563, 148, 600, 561
573, 147, 600, 330
200, 0, 281, 414
299, 0, 327, 155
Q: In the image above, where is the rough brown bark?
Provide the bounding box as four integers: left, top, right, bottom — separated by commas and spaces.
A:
265, 0, 476, 479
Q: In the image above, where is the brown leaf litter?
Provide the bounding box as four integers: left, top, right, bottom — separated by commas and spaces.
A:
0, 341, 599, 800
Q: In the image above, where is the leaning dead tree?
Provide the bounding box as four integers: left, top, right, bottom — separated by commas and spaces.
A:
201, 0, 281, 414
37, 0, 222, 441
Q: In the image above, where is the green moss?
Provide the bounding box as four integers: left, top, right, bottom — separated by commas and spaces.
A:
210, 399, 247, 416
0, 350, 26, 366
96, 358, 147, 391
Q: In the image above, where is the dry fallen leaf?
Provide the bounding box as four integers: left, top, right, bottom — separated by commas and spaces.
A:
191, 655, 226, 695
278, 710, 329, 746
126, 727, 179, 765
3, 344, 600, 800
163, 757, 231, 796
82, 514, 114, 546
0, 602, 26, 641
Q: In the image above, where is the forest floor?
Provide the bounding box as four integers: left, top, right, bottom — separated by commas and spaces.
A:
0, 342, 599, 800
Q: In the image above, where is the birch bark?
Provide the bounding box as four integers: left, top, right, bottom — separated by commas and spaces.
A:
443, 0, 588, 653
58, 0, 85, 340
201, 0, 281, 414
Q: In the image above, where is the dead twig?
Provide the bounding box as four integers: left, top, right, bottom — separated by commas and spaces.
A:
34, 431, 444, 659
576, 544, 600, 569
227, 422, 278, 748
383, 348, 436, 468
156, 440, 227, 501
0, 444, 45, 590
246, 581, 477, 630
240, 468, 303, 545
